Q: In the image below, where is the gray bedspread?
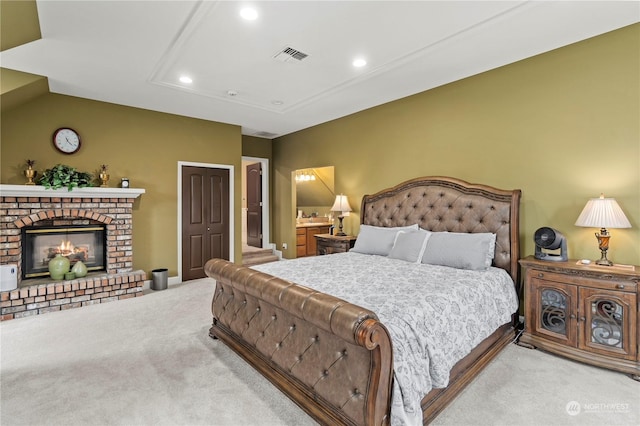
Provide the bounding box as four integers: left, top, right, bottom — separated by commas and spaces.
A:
253, 252, 518, 425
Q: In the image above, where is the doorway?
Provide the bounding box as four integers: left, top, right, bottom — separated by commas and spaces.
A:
246, 162, 262, 248
178, 162, 234, 282
241, 157, 270, 250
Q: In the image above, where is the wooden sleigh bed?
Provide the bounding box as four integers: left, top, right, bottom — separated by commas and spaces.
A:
205, 176, 521, 425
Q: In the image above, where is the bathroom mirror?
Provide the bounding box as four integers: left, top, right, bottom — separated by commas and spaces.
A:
295, 166, 334, 217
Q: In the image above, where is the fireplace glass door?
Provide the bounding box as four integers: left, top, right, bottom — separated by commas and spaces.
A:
23, 225, 106, 278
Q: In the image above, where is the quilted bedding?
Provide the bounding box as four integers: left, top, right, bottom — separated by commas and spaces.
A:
253, 251, 518, 425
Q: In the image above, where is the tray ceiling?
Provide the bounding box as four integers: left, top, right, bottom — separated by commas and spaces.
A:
1, 1, 637, 138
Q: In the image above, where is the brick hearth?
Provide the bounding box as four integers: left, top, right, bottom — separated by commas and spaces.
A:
1, 272, 146, 320
0, 185, 145, 320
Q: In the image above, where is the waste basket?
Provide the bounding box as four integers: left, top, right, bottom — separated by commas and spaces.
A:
151, 268, 168, 291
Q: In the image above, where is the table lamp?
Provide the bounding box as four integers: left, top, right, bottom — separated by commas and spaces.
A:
575, 194, 631, 266
331, 194, 352, 236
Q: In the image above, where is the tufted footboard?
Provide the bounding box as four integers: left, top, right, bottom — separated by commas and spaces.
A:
206, 258, 394, 426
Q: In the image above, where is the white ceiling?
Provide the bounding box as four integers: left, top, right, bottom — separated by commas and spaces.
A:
1, 1, 638, 139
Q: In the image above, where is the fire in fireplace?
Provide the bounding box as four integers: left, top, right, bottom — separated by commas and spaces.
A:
22, 225, 106, 279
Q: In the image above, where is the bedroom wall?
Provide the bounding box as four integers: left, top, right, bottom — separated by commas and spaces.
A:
242, 135, 272, 160
273, 24, 639, 266
0, 93, 242, 276
0, 68, 48, 112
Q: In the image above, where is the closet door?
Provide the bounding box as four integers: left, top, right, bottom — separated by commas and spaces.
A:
182, 166, 229, 280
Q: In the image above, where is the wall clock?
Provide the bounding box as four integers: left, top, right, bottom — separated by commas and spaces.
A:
52, 127, 81, 154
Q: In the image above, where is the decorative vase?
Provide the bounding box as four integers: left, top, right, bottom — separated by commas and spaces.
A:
71, 260, 88, 278
48, 254, 70, 280
24, 166, 37, 185
99, 172, 110, 187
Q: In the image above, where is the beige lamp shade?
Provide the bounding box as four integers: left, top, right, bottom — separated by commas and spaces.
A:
331, 194, 352, 214
331, 194, 352, 236
575, 195, 631, 229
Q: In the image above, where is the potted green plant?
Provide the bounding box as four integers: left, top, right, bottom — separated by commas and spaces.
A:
37, 164, 94, 191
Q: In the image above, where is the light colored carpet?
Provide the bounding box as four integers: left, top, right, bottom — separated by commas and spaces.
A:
1, 279, 638, 426
1, 279, 316, 426
433, 336, 639, 425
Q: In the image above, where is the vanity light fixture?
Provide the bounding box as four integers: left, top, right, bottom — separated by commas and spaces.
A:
295, 170, 316, 183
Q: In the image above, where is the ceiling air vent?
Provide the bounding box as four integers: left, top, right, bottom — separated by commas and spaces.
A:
273, 46, 309, 63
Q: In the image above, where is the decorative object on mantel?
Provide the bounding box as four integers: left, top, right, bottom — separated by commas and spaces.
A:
24, 159, 37, 185
71, 260, 88, 278
121, 177, 129, 188
38, 164, 94, 191
48, 253, 70, 280
99, 164, 110, 187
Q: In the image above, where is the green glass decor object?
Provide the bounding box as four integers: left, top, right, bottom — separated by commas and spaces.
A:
48, 254, 70, 280
71, 260, 88, 278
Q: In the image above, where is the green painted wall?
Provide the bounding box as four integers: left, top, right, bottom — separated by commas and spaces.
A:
0, 0, 40, 51
1, 93, 242, 276
0, 68, 49, 112
242, 135, 272, 160
273, 24, 640, 266
0, 68, 44, 95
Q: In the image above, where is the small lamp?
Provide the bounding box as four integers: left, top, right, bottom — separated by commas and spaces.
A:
575, 194, 631, 266
331, 194, 352, 236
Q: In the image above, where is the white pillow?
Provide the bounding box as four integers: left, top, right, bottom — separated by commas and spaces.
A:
351, 224, 419, 256
389, 229, 431, 263
421, 231, 496, 270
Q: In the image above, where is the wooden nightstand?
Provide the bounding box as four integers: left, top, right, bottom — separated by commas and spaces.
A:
518, 256, 640, 380
314, 234, 357, 255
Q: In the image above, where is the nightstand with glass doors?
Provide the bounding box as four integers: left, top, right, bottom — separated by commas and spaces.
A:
518, 256, 640, 380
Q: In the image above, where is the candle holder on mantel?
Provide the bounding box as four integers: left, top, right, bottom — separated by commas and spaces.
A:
99, 164, 110, 187
24, 159, 37, 185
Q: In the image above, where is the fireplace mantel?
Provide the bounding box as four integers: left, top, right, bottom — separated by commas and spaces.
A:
1, 184, 147, 320
0, 184, 145, 199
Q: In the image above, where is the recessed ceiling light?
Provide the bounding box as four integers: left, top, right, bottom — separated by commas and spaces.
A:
352, 58, 367, 68
179, 75, 193, 84
227, 90, 238, 97
271, 100, 284, 106
240, 7, 258, 20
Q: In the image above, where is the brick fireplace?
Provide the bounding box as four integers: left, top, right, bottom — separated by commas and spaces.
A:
0, 185, 146, 320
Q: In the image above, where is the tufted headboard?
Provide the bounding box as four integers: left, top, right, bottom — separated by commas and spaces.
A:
361, 176, 522, 283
